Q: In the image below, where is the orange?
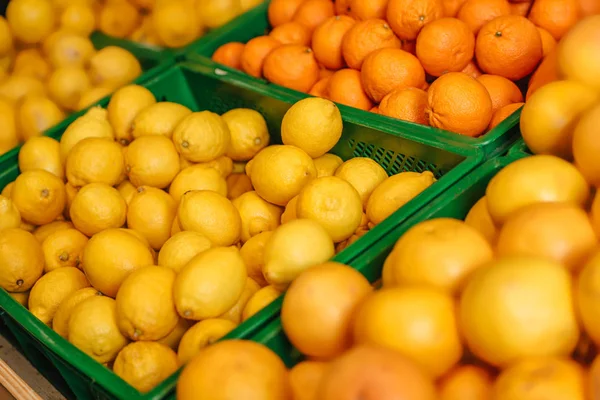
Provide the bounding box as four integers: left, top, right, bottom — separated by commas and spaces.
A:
592, 355, 600, 399
211, 42, 245, 70
292, 0, 335, 32
496, 202, 597, 271
488, 102, 524, 130
240, 35, 281, 78
572, 103, 600, 188
341, 18, 402, 70
281, 262, 372, 359
461, 60, 483, 78
315, 345, 437, 400
311, 15, 356, 70
438, 365, 493, 400
289, 361, 329, 400
416, 18, 475, 77
492, 357, 587, 400
475, 15, 543, 81
577, 249, 600, 346
263, 44, 320, 92
537, 26, 557, 57
401, 38, 417, 54
426, 72, 493, 137
319, 67, 334, 79
348, 0, 389, 20
334, 0, 351, 15
443, 0, 468, 17
476, 74, 524, 114
526, 48, 559, 100
378, 87, 429, 125
360, 48, 426, 103
383, 218, 493, 293
457, 0, 511, 34
353, 286, 462, 378
578, 0, 600, 16
529, 0, 580, 40
509, 1, 532, 16
269, 21, 311, 46
386, 0, 444, 40
328, 68, 373, 110
370, 106, 379, 114
590, 191, 600, 237
460, 256, 580, 367
464, 196, 498, 244
308, 76, 330, 98
268, 0, 305, 27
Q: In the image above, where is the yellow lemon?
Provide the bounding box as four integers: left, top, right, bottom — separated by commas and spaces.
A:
0, 16, 13, 56
98, 0, 140, 39
263, 219, 334, 290
9, 291, 30, 307
125, 135, 181, 188
232, 191, 282, 243
195, 0, 241, 30
116, 180, 136, 206
577, 250, 600, 346
178, 190, 242, 247
18, 137, 63, 184
41, 228, 88, 272
281, 195, 298, 224
0, 194, 21, 231
128, 15, 162, 47
177, 318, 237, 364
0, 98, 18, 154
157, 317, 192, 351
107, 84, 157, 145
52, 287, 101, 338
46, 32, 95, 68
239, 230, 272, 287
69, 183, 127, 237
76, 86, 113, 111
12, 48, 51, 81
59, 3, 96, 36
169, 164, 228, 203
66, 137, 125, 187
127, 186, 177, 250
172, 111, 231, 163
59, 107, 114, 162
222, 108, 270, 161
334, 157, 388, 208
195, 155, 234, 178
242, 285, 281, 321
47, 66, 91, 111
131, 101, 191, 140
11, 169, 66, 225
0, 228, 44, 292
1, 182, 14, 198
220, 277, 261, 324
16, 95, 65, 141
152, 1, 202, 48
32, 220, 74, 243
114, 342, 179, 393
226, 173, 253, 200
6, 0, 56, 44
158, 231, 212, 273
464, 196, 498, 245
88, 46, 142, 90
313, 153, 343, 178
173, 247, 247, 320
0, 75, 45, 104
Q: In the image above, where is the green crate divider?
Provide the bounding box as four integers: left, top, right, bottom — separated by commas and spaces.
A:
0, 60, 482, 400
508, 137, 532, 157
182, 1, 522, 158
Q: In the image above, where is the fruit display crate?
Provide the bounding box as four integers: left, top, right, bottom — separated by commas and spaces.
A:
183, 1, 522, 159
0, 61, 482, 400
507, 138, 531, 157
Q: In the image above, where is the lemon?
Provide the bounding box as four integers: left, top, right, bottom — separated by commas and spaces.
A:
0, 195, 21, 231
52, 287, 101, 338
131, 101, 191, 140
42, 228, 88, 272
178, 190, 242, 247
18, 137, 63, 180
119, 228, 158, 261
226, 173, 253, 200
66, 137, 125, 187
1, 182, 13, 198
238, 229, 271, 287
127, 186, 177, 250
177, 318, 237, 364
46, 32, 95, 68
220, 277, 261, 324
12, 48, 50, 81
158, 317, 192, 351
28, 266, 89, 325
107, 85, 157, 145
0, 228, 44, 292
232, 191, 282, 243
172, 111, 231, 163
465, 196, 498, 245
98, 0, 140, 39
280, 195, 299, 224
59, 3, 96, 36
115, 266, 179, 341
125, 135, 181, 188
33, 220, 74, 243
9, 291, 29, 307
335, 158, 388, 208
69, 183, 127, 237
366, 171, 436, 226
158, 231, 212, 273
196, 155, 234, 178
64, 182, 78, 217
196, 0, 241, 30
129, 15, 162, 47
114, 342, 179, 393
68, 296, 130, 363
6, 0, 56, 44
152, 1, 202, 48
249, 145, 317, 206
59, 107, 115, 162
281, 98, 343, 158
47, 66, 91, 111
0, 98, 18, 154
171, 216, 182, 236
296, 176, 363, 242
242, 285, 281, 321
77, 86, 112, 111
88, 46, 142, 90
222, 108, 270, 161
16, 95, 65, 142
0, 75, 45, 104
263, 219, 335, 290
313, 153, 343, 178
116, 180, 136, 205
0, 16, 13, 56
11, 170, 66, 225
173, 247, 247, 320
169, 165, 228, 203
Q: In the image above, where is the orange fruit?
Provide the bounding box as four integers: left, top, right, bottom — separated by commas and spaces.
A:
591, 191, 600, 237
328, 68, 373, 110
319, 67, 334, 79
289, 361, 329, 400
341, 18, 402, 70
315, 345, 437, 400
240, 35, 281, 78
268, 0, 305, 27
293, 0, 336, 32
577, 249, 600, 347
529, 0, 580, 40
464, 196, 499, 245
476, 74, 524, 114
263, 44, 320, 92
488, 102, 524, 130
353, 286, 462, 378
370, 106, 379, 113
461, 60, 483, 78
537, 26, 557, 57
401, 38, 417, 54
308, 76, 330, 98
496, 202, 597, 271
426, 72, 493, 137
382, 218, 493, 293
312, 15, 356, 70
378, 87, 429, 125
573, 103, 600, 188
386, 0, 444, 40
360, 48, 426, 102
578, 0, 600, 16
443, 0, 468, 17
457, 0, 511, 33
281, 262, 372, 359
509, 1, 533, 16
269, 21, 311, 46
415, 18, 475, 77
438, 365, 494, 400
592, 355, 600, 399
558, 15, 600, 93
334, 0, 351, 15
526, 48, 559, 100
348, 0, 389, 20
212, 42, 245, 70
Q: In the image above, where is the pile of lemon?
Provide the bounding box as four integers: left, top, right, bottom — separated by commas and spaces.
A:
98, 0, 263, 48
0, 0, 143, 157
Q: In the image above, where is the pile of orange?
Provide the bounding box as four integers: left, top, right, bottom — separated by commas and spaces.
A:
211, 0, 598, 138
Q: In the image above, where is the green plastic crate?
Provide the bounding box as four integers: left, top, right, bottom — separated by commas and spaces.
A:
508, 138, 531, 157
0, 61, 481, 400
183, 1, 522, 158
